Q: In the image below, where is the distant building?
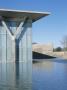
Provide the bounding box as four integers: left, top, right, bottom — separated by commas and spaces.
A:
32, 43, 53, 53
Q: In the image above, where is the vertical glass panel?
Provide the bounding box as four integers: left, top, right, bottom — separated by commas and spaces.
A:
19, 40, 22, 62
6, 33, 12, 61
26, 20, 32, 62
11, 40, 15, 62
0, 25, 2, 61
21, 31, 27, 62
1, 27, 6, 62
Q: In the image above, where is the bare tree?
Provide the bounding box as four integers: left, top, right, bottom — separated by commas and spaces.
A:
61, 35, 67, 51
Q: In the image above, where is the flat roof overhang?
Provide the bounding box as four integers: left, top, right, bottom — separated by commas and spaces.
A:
0, 9, 50, 22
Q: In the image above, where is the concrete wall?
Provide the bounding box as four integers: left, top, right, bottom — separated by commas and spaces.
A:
32, 44, 67, 59
32, 43, 53, 53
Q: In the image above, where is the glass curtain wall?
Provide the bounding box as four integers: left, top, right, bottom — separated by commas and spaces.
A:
0, 18, 32, 63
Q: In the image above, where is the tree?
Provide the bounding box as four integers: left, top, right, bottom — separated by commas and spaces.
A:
53, 47, 62, 52
61, 35, 67, 51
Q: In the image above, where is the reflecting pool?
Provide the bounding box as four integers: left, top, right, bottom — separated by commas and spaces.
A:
33, 59, 67, 90
0, 62, 32, 90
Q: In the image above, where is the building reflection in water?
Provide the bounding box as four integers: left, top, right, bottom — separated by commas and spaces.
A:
0, 61, 32, 90
33, 60, 53, 71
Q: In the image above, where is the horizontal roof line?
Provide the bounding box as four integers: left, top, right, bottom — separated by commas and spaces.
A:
0, 9, 50, 22
0, 9, 51, 15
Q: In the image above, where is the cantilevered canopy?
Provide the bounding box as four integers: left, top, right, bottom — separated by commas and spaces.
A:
0, 9, 50, 22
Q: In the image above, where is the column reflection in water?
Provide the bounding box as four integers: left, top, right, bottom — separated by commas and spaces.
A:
0, 62, 32, 90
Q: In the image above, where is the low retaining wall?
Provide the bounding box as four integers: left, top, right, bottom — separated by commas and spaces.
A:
33, 51, 67, 59
50, 52, 67, 59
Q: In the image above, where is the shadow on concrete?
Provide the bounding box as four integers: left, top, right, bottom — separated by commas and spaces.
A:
33, 51, 56, 59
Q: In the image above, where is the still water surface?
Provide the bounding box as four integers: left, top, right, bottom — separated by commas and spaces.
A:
33, 58, 67, 90
0, 62, 32, 90
0, 59, 67, 90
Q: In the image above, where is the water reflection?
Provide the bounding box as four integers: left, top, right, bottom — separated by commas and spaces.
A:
0, 62, 32, 90
33, 60, 53, 71
33, 59, 67, 90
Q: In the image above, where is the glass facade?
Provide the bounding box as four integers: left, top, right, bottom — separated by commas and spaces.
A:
0, 19, 32, 63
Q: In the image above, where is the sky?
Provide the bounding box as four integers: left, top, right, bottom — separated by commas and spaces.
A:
0, 0, 67, 47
